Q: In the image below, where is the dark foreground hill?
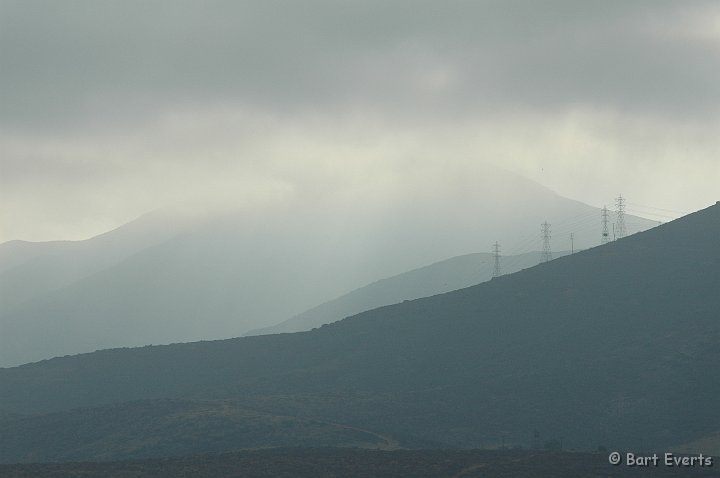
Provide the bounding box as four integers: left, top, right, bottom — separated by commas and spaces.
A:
0, 203, 718, 462
1, 449, 718, 478
0, 399, 392, 463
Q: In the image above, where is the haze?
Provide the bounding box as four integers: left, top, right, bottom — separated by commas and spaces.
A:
1, 0, 718, 244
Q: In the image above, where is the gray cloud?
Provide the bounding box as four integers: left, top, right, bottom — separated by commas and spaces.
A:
1, 0, 718, 132
1, 0, 719, 243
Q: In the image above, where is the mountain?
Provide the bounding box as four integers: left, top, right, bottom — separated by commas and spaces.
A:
0, 202, 716, 462
0, 168, 658, 367
247, 251, 570, 336
0, 211, 190, 311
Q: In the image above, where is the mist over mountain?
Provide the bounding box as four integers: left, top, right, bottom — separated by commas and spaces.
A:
2, 1, 718, 474
0, 212, 190, 310
0, 201, 715, 462
0, 169, 657, 367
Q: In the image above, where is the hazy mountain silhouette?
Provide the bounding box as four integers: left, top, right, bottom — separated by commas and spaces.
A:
0, 168, 657, 367
0, 211, 190, 310
0, 202, 715, 462
247, 251, 570, 336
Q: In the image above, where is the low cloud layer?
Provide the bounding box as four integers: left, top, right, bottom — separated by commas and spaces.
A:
1, 1, 718, 242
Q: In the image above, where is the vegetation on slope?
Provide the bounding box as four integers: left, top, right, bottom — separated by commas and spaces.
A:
0, 400, 386, 463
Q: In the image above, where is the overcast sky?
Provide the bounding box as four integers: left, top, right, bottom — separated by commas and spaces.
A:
1, 0, 718, 243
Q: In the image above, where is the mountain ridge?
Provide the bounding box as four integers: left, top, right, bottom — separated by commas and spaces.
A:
0, 170, 659, 367
246, 250, 571, 336
0, 202, 716, 461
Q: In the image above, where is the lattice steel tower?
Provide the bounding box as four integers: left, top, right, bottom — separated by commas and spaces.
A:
615, 195, 626, 239
541, 221, 552, 263
492, 241, 501, 278
601, 205, 610, 244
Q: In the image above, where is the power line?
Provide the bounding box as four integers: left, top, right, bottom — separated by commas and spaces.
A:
541, 221, 552, 263
625, 208, 678, 220
626, 202, 688, 215
492, 241, 501, 278
615, 195, 626, 239
493, 199, 662, 265
601, 206, 610, 245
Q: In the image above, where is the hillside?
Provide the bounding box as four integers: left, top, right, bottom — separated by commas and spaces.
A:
1, 449, 718, 478
248, 251, 570, 336
0, 202, 715, 462
0, 399, 389, 463
0, 168, 658, 367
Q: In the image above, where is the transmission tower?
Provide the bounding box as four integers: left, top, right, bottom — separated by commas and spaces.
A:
615, 195, 626, 239
492, 241, 501, 278
570, 233, 575, 254
541, 221, 552, 263
601, 206, 610, 244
